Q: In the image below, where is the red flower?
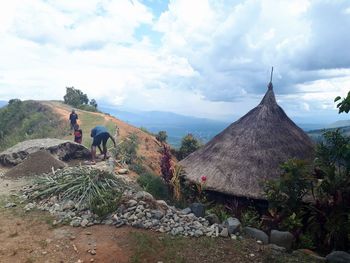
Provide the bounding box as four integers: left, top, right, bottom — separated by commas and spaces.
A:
201, 176, 207, 182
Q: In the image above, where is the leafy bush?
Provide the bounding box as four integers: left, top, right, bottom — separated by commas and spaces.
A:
177, 134, 201, 160
207, 204, 231, 222
137, 172, 169, 200
156, 131, 167, 143
63, 87, 98, 112
241, 207, 261, 228
116, 133, 139, 165
77, 104, 98, 112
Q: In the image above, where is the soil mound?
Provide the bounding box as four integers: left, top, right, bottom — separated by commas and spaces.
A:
4, 150, 66, 178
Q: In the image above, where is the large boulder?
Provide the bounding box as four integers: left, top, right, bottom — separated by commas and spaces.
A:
223, 217, 241, 234
326, 251, 350, 263
0, 138, 90, 166
190, 203, 205, 218
270, 230, 294, 250
243, 227, 269, 244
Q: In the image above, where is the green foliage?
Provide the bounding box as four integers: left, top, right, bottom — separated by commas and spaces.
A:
264, 130, 350, 251
156, 131, 167, 143
63, 87, 98, 112
335, 92, 350, 113
137, 172, 169, 200
29, 167, 126, 218
116, 133, 139, 165
264, 159, 311, 216
281, 213, 303, 233
90, 190, 121, 218
129, 161, 148, 175
241, 207, 261, 228
207, 204, 231, 222
177, 134, 201, 160
63, 87, 89, 107
0, 100, 64, 151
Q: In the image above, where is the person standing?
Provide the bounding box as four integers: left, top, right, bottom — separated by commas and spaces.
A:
69, 109, 78, 132
73, 124, 83, 144
90, 125, 116, 164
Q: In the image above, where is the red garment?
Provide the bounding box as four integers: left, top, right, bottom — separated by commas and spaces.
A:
74, 129, 83, 144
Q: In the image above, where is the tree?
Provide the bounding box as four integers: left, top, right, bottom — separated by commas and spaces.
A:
156, 131, 167, 143
89, 99, 98, 108
178, 134, 201, 160
335, 92, 350, 113
63, 87, 89, 107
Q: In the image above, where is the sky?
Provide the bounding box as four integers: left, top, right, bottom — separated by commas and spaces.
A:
0, 0, 350, 124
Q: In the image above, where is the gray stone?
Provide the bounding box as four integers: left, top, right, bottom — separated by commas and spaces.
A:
70, 218, 82, 227
4, 202, 16, 208
219, 227, 229, 237
270, 230, 294, 250
0, 138, 90, 166
243, 227, 269, 244
326, 251, 350, 263
135, 191, 154, 201
80, 219, 89, 227
63, 200, 75, 210
180, 208, 192, 215
151, 210, 164, 220
223, 217, 241, 234
24, 203, 35, 211
205, 214, 220, 225
190, 203, 205, 218
127, 199, 137, 207
194, 230, 203, 237
117, 168, 129, 174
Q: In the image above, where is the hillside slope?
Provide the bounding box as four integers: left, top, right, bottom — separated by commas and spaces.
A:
42, 101, 164, 175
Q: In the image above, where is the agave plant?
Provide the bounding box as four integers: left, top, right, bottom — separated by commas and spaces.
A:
30, 166, 127, 210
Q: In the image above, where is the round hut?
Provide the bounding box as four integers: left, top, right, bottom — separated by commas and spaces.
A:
179, 81, 315, 199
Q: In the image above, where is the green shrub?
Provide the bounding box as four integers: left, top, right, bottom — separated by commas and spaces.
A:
207, 204, 230, 222
137, 173, 169, 200
177, 134, 201, 160
117, 133, 139, 165
241, 207, 261, 228
90, 190, 121, 218
156, 131, 167, 143
129, 161, 147, 175
77, 104, 98, 112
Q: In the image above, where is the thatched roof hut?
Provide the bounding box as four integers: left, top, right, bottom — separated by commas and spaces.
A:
179, 81, 315, 199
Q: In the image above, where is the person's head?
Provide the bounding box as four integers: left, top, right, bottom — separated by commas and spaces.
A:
72, 109, 75, 113
74, 124, 79, 130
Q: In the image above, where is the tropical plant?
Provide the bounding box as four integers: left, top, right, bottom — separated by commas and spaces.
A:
29, 167, 126, 217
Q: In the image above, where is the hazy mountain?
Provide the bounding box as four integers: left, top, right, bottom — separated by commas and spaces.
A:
327, 119, 350, 128
100, 105, 230, 147
0, 100, 7, 108
100, 105, 329, 147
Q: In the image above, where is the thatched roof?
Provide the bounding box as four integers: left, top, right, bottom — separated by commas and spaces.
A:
179, 82, 315, 199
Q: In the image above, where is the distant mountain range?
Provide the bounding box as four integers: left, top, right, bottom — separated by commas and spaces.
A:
100, 105, 337, 147
0, 100, 7, 108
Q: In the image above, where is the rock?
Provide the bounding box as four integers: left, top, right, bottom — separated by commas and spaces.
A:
219, 227, 229, 237
243, 227, 269, 245
127, 200, 137, 207
223, 217, 241, 234
117, 168, 129, 174
151, 210, 164, 220
325, 251, 350, 263
80, 219, 89, 227
63, 200, 75, 210
205, 214, 220, 225
270, 230, 294, 250
156, 200, 168, 210
189, 203, 205, 218
4, 202, 16, 208
89, 249, 96, 255
293, 249, 326, 262
24, 203, 35, 211
70, 218, 82, 227
135, 191, 154, 201
266, 244, 286, 253
0, 138, 90, 166
194, 230, 203, 237
180, 208, 192, 215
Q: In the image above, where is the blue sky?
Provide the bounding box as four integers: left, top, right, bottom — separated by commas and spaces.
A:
0, 0, 349, 124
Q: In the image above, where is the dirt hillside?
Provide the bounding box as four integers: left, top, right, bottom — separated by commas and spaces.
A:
42, 101, 165, 175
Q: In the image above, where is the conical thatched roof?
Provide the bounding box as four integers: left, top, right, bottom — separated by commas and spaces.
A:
179, 82, 315, 199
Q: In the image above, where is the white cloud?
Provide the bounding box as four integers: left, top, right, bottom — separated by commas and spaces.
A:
0, 0, 350, 123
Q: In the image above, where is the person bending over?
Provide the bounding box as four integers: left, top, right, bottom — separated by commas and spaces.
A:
90, 125, 116, 164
